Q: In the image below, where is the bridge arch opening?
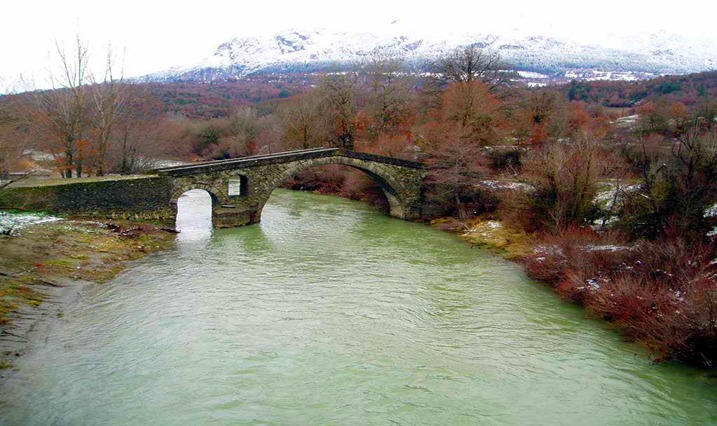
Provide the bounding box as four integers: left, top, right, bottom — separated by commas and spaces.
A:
281, 164, 392, 213
175, 189, 217, 236
252, 158, 409, 224
228, 175, 249, 198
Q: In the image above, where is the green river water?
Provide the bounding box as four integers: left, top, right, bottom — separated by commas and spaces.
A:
0, 189, 715, 425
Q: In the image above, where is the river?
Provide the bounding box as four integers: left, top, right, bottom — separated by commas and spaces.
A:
0, 189, 715, 425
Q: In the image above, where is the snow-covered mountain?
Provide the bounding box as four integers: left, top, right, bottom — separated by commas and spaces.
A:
138, 26, 717, 85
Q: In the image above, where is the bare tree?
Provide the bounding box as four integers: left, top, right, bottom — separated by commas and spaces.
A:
277, 93, 330, 150
29, 36, 126, 177
0, 99, 17, 179
364, 50, 414, 140
32, 36, 90, 178
422, 116, 492, 218
110, 86, 164, 174
522, 133, 620, 232
441, 80, 505, 146
431, 45, 509, 93
622, 125, 717, 238
225, 106, 259, 156
89, 46, 126, 176
318, 71, 359, 150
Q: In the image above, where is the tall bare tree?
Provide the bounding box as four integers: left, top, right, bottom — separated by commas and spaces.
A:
33, 36, 90, 178
0, 99, 17, 179
109, 85, 163, 174
431, 45, 509, 94
277, 93, 329, 149
29, 36, 126, 177
226, 106, 260, 156
319, 70, 359, 150
89, 46, 126, 176
365, 50, 414, 140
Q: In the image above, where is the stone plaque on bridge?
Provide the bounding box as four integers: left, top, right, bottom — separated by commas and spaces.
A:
228, 179, 243, 197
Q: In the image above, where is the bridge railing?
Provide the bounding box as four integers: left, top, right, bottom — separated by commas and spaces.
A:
149, 147, 340, 175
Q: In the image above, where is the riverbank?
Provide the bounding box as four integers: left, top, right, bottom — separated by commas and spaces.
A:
430, 216, 533, 259
0, 218, 176, 372
431, 214, 717, 369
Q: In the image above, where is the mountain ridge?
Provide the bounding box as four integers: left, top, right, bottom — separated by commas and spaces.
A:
135, 27, 717, 85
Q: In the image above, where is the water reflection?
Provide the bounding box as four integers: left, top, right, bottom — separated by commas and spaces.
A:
175, 189, 213, 244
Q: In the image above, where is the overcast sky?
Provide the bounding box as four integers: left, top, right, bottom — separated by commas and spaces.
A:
2, 0, 716, 89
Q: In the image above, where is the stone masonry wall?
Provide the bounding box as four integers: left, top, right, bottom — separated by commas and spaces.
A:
0, 176, 174, 221
166, 154, 427, 226
0, 150, 427, 228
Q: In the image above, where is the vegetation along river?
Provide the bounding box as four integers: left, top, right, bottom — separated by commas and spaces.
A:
1, 189, 716, 425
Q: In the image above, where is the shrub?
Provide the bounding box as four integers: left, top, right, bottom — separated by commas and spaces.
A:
486, 146, 523, 172
520, 133, 625, 233
522, 227, 629, 284
523, 227, 717, 367
620, 126, 717, 239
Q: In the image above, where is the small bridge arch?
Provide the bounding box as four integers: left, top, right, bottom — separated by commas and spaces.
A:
175, 185, 220, 207
156, 148, 427, 228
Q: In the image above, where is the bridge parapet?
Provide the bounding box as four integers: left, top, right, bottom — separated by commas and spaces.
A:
154, 148, 424, 177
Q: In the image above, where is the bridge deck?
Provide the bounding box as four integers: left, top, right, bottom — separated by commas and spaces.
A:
154, 148, 424, 177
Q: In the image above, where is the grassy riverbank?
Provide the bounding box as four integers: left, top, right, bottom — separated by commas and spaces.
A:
0, 218, 175, 370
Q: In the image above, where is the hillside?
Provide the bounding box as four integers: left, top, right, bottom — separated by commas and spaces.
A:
137, 71, 717, 120
556, 71, 717, 108
143, 76, 312, 119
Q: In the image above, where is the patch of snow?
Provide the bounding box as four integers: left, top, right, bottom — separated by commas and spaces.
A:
591, 215, 621, 229
516, 70, 549, 79
615, 115, 638, 123
704, 203, 717, 218
21, 149, 55, 162
586, 278, 601, 290
592, 183, 642, 228
0, 211, 61, 235
595, 183, 640, 210
583, 245, 631, 252
476, 180, 533, 192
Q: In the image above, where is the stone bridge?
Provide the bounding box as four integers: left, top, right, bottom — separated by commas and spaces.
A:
155, 148, 427, 228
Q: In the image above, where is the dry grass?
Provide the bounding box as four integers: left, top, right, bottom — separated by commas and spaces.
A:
0, 220, 175, 325
460, 217, 532, 258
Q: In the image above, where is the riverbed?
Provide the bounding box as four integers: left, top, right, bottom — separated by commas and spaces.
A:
0, 190, 715, 425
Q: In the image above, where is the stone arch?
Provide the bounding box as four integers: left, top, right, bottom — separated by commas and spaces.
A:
170, 184, 222, 226
170, 183, 221, 208
254, 156, 410, 223
174, 188, 216, 231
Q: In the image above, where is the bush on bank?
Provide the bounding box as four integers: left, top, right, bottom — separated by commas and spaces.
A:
521, 227, 717, 367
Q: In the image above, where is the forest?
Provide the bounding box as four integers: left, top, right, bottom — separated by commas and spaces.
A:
1, 43, 717, 368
